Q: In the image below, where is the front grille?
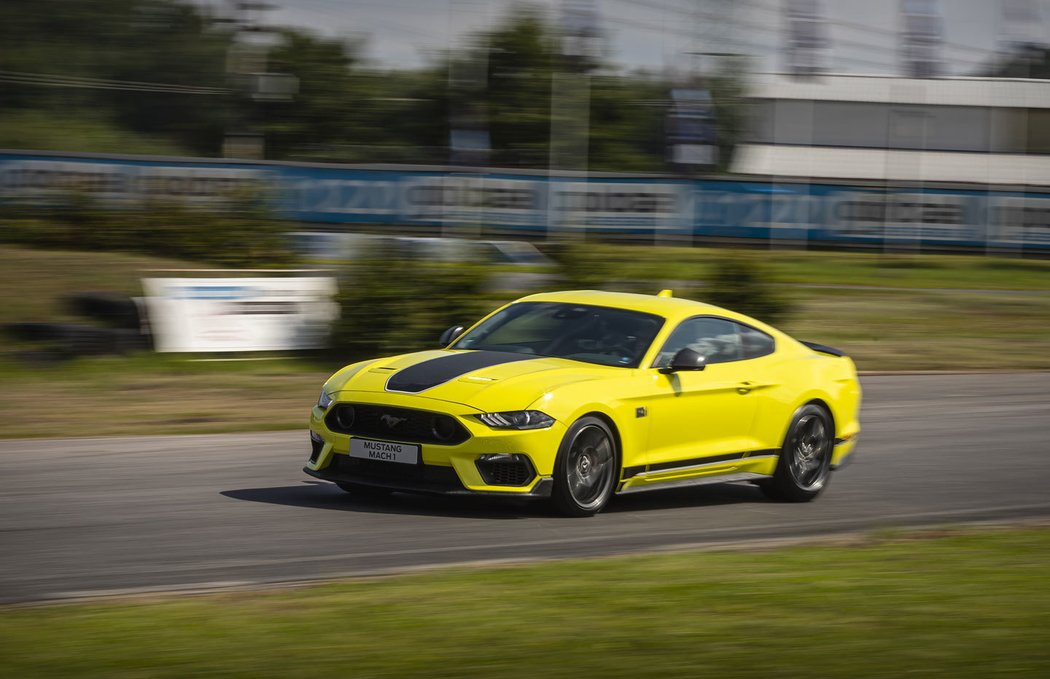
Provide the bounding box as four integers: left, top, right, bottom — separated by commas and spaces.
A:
476, 455, 535, 487
325, 404, 470, 445
324, 454, 464, 493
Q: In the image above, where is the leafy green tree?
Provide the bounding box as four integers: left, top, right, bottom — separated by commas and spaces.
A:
0, 0, 232, 155
0, 0, 750, 172
262, 29, 359, 160
589, 76, 666, 173
483, 7, 556, 167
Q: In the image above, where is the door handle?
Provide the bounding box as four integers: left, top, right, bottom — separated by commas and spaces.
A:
737, 381, 755, 394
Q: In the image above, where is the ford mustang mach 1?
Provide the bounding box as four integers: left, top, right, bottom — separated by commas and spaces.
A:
305, 290, 860, 516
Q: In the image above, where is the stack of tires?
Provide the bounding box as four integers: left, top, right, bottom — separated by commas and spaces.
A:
4, 293, 151, 362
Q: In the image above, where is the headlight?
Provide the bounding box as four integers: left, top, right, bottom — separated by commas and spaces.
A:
318, 390, 334, 409
478, 410, 554, 430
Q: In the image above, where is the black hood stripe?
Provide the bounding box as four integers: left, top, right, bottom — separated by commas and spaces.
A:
385, 351, 538, 393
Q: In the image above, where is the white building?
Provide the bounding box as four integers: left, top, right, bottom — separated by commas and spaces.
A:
732, 73, 1050, 187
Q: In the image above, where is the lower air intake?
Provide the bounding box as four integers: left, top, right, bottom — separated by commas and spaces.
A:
475, 454, 535, 487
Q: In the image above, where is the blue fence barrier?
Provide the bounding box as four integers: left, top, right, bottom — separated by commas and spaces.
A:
2, 151, 1048, 249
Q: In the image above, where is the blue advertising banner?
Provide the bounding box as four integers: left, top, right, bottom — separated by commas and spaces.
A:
2, 151, 1048, 249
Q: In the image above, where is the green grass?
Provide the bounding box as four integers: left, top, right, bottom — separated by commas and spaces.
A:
0, 245, 202, 327
1, 243, 1048, 437
559, 243, 1050, 292
0, 354, 327, 437
782, 288, 1050, 370
2, 525, 1049, 678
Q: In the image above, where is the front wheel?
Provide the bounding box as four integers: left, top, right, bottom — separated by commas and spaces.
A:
551, 416, 619, 517
762, 404, 833, 502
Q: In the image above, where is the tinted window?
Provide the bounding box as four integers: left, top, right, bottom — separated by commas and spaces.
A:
654, 317, 775, 367
739, 323, 775, 359
453, 302, 664, 368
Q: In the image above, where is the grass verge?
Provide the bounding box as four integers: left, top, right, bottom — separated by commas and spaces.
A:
562, 242, 1050, 292
0, 354, 326, 437
1, 244, 1048, 437
2, 525, 1049, 678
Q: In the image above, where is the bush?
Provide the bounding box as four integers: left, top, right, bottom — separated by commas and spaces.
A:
544, 240, 651, 293
0, 192, 294, 268
546, 241, 794, 325
704, 253, 794, 325
328, 241, 494, 362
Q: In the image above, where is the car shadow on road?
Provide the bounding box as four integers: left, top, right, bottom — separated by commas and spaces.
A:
222, 481, 538, 519
606, 482, 764, 513
220, 479, 766, 519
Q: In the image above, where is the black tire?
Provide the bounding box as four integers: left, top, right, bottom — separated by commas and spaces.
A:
335, 482, 393, 498
762, 404, 834, 503
64, 292, 144, 329
551, 416, 619, 517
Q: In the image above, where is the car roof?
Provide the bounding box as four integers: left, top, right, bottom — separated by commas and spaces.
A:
517, 290, 730, 320
514, 290, 794, 346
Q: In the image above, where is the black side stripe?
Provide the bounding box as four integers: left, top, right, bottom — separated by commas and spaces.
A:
386, 350, 537, 393
622, 465, 646, 479
646, 449, 778, 474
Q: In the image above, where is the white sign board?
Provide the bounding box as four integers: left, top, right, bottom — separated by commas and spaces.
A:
142, 277, 339, 353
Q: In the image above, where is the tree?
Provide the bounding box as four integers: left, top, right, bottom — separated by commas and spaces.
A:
262, 29, 360, 160
484, 7, 557, 168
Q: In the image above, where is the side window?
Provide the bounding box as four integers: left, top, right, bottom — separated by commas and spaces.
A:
653, 317, 776, 367
739, 323, 775, 359
653, 317, 743, 368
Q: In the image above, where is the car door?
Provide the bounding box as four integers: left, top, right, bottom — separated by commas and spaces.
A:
644, 316, 767, 469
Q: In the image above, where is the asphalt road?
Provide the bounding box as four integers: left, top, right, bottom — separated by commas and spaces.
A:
2, 373, 1049, 604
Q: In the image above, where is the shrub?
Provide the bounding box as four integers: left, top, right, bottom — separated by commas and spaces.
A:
328, 241, 493, 362
544, 240, 650, 293
704, 253, 794, 325
0, 192, 294, 268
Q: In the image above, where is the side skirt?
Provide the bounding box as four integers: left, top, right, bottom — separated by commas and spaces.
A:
616, 471, 772, 495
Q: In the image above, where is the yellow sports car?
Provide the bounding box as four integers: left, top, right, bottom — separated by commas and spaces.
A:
305, 290, 860, 516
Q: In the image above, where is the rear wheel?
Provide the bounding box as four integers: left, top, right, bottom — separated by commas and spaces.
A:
335, 482, 393, 498
552, 416, 618, 517
762, 404, 833, 502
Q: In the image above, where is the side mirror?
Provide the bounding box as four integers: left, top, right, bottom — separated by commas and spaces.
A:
659, 347, 707, 374
439, 325, 466, 347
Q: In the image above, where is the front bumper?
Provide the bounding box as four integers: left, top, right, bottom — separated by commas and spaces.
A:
305, 396, 565, 497
830, 435, 858, 469
303, 462, 554, 497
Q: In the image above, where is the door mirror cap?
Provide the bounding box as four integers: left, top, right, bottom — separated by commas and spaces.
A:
439, 325, 466, 347
659, 347, 707, 374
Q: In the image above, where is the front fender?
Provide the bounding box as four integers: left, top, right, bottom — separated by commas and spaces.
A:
527, 376, 650, 470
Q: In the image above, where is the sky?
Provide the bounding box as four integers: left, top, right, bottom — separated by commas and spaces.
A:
225, 0, 1050, 75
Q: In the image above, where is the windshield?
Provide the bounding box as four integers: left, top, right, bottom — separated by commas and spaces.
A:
451, 302, 665, 368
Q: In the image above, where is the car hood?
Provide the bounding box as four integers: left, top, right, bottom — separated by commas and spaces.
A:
328, 349, 616, 411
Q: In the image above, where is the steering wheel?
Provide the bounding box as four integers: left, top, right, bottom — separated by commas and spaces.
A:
598, 331, 633, 358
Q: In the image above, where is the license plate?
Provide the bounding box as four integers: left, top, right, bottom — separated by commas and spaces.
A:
348, 438, 419, 465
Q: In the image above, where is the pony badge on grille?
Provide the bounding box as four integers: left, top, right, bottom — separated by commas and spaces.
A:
380, 414, 407, 429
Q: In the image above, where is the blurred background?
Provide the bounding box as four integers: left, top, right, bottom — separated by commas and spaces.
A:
1, 0, 1050, 437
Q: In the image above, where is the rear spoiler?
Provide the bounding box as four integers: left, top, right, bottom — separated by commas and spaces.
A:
801, 340, 847, 358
